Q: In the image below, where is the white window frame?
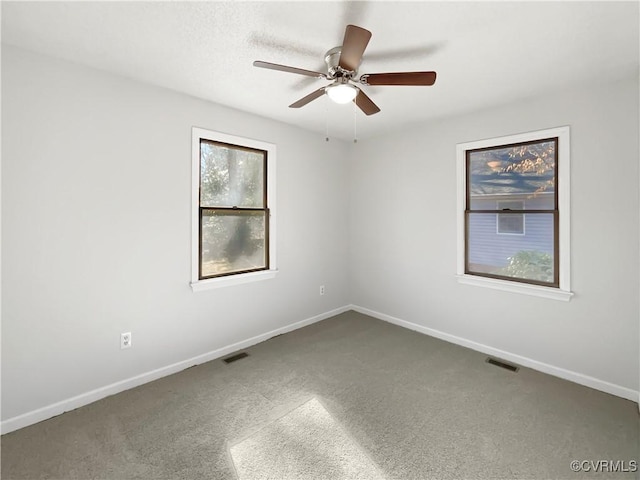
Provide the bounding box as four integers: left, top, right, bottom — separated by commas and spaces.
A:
456, 126, 572, 301
190, 127, 277, 292
496, 200, 525, 236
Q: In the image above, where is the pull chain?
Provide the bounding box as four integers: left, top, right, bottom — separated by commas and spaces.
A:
353, 100, 358, 143
325, 95, 330, 142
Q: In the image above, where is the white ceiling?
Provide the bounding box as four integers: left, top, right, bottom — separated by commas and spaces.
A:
2, 1, 638, 140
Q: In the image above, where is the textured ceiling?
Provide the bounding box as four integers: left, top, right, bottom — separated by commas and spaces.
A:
2, 1, 639, 141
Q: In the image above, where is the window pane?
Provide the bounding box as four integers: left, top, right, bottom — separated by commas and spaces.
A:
468, 139, 555, 210
467, 212, 555, 284
200, 140, 265, 208
201, 210, 267, 278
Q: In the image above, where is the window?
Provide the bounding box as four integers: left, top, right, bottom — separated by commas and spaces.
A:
191, 128, 276, 291
456, 127, 572, 301
496, 200, 525, 235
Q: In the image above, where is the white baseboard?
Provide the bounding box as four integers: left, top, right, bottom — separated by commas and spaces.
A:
350, 304, 639, 404
0, 305, 351, 435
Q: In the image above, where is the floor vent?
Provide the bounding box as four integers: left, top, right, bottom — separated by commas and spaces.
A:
223, 352, 249, 364
486, 357, 519, 372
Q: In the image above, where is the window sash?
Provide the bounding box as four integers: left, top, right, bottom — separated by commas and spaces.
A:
198, 140, 269, 280
465, 137, 558, 212
464, 137, 559, 288
464, 211, 559, 287
198, 207, 270, 280
199, 139, 268, 209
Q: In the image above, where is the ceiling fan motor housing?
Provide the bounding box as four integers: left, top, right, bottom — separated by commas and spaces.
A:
325, 47, 355, 79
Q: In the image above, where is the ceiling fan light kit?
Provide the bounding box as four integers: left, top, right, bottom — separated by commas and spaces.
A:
326, 82, 358, 104
253, 24, 437, 117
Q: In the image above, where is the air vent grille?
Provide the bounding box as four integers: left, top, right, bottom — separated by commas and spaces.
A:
486, 357, 519, 372
223, 352, 249, 364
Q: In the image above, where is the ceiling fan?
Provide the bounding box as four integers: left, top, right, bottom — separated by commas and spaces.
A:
253, 25, 437, 116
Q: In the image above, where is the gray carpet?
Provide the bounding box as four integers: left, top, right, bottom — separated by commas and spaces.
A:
229, 397, 385, 479
1, 311, 638, 479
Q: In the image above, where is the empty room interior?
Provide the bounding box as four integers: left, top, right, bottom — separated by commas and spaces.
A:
2, 1, 640, 479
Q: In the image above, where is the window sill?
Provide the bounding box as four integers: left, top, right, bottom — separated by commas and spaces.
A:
191, 269, 278, 292
456, 274, 573, 301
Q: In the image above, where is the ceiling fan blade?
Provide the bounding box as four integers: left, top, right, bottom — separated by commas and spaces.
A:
338, 25, 372, 72
253, 61, 327, 79
289, 87, 327, 108
354, 89, 380, 116
291, 63, 327, 91
361, 71, 437, 86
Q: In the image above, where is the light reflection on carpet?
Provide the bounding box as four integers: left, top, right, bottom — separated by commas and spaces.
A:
229, 398, 385, 480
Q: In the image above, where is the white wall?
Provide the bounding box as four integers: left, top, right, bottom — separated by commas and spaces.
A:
349, 75, 640, 394
1, 46, 351, 422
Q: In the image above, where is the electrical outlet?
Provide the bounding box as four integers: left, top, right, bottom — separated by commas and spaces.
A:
121, 332, 132, 349
320, 285, 325, 296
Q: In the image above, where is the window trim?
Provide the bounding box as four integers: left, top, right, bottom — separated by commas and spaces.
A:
456, 126, 572, 301
191, 127, 277, 291
496, 200, 525, 236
